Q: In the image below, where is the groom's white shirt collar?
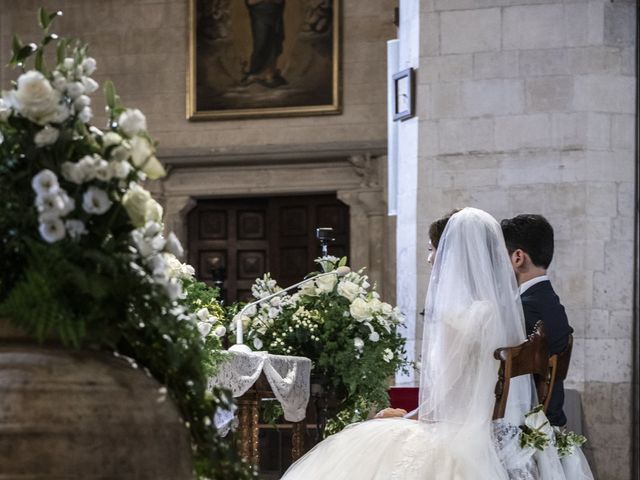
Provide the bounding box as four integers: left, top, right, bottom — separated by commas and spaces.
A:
519, 274, 549, 295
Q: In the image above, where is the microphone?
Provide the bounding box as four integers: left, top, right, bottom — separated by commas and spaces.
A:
228, 266, 351, 354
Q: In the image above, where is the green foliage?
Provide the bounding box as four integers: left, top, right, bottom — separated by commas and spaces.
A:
554, 427, 587, 458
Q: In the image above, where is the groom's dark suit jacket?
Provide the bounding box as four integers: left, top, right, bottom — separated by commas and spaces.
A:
520, 280, 573, 427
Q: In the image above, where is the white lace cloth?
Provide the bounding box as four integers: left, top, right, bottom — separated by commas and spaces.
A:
209, 351, 311, 423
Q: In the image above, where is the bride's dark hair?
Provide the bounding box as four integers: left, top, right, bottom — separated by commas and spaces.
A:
428, 208, 461, 249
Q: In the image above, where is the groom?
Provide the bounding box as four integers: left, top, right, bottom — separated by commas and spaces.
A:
500, 214, 573, 427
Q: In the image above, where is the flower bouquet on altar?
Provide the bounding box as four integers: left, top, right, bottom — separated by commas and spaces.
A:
231, 255, 408, 435
0, 9, 254, 479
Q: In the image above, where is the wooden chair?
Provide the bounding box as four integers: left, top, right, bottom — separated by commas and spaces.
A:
549, 333, 573, 386
492, 321, 555, 420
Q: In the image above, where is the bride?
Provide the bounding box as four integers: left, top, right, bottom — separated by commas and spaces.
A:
281, 207, 593, 480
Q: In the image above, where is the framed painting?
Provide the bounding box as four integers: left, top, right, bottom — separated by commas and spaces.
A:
187, 0, 341, 120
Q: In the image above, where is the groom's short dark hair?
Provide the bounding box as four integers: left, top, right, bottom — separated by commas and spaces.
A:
500, 214, 554, 269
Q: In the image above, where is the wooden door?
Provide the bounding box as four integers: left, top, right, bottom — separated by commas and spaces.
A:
187, 195, 349, 304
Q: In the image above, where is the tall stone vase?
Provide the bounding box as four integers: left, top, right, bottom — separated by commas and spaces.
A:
0, 318, 193, 479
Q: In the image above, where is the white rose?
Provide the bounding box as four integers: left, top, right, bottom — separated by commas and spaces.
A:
82, 186, 112, 215
315, 273, 337, 294
196, 308, 209, 322
353, 337, 364, 350
337, 280, 360, 301
214, 325, 226, 337
39, 218, 66, 243
103, 131, 123, 148
82, 57, 97, 75
165, 232, 183, 257
129, 135, 165, 179
118, 108, 147, 136
369, 331, 380, 342
383, 348, 394, 363
369, 298, 383, 314
121, 183, 163, 227
299, 281, 317, 297
65, 219, 87, 240
34, 125, 59, 147
381, 302, 394, 316
350, 297, 371, 321
8, 70, 61, 125
31, 169, 59, 195
197, 322, 212, 337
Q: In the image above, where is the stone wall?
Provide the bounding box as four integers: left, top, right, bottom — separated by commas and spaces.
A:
398, 0, 636, 478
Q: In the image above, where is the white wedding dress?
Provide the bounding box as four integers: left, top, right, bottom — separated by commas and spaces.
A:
281, 208, 593, 480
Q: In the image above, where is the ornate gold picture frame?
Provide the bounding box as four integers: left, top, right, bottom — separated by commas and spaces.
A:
187, 0, 341, 121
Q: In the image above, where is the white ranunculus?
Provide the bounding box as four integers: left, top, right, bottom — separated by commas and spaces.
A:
8, 70, 61, 125
214, 325, 226, 337
118, 108, 147, 136
65, 219, 87, 240
350, 297, 372, 321
82, 57, 97, 75
66, 81, 84, 99
39, 217, 66, 243
94, 159, 112, 182
253, 337, 264, 350
78, 106, 93, 123
109, 159, 131, 179
315, 273, 337, 294
337, 280, 360, 301
61, 161, 83, 184
82, 76, 98, 94
74, 94, 91, 110
353, 337, 364, 350
82, 186, 112, 215
369, 331, 380, 342
51, 71, 66, 91
62, 57, 74, 70
197, 321, 213, 337
31, 169, 59, 195
34, 125, 60, 147
121, 183, 163, 227
0, 97, 11, 121
103, 131, 123, 148
382, 348, 394, 363
110, 145, 130, 163
165, 232, 184, 258
129, 135, 165, 179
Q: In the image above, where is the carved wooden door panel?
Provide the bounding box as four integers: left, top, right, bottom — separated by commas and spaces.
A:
187, 195, 349, 304
187, 199, 269, 303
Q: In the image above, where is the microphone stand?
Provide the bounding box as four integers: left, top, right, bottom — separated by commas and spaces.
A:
228, 266, 351, 354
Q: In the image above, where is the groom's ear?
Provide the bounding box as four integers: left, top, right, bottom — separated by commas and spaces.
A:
510, 249, 526, 269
